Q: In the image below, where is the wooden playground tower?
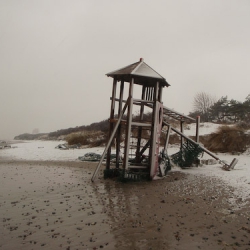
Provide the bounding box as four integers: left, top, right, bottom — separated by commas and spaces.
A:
91, 59, 238, 182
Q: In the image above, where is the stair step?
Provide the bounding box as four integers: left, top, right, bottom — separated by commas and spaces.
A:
128, 165, 148, 169
131, 122, 151, 127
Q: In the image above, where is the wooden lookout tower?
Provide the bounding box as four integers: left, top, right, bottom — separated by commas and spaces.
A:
92, 58, 170, 181
108, 58, 169, 179
91, 58, 238, 182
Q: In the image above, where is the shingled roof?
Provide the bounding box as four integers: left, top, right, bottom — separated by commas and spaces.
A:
106, 58, 170, 87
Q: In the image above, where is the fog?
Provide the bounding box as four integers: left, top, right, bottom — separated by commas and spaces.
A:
0, 0, 249, 140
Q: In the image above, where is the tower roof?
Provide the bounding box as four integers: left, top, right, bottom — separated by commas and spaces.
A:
106, 58, 170, 87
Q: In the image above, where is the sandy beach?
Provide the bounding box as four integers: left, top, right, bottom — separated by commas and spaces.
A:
1, 158, 250, 250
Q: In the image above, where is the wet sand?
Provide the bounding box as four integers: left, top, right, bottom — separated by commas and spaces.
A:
0, 160, 250, 250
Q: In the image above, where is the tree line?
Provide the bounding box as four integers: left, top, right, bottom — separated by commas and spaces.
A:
189, 92, 250, 123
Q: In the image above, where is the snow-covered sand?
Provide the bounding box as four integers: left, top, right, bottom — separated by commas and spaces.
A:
0, 140, 105, 162
1, 122, 250, 202
184, 122, 223, 136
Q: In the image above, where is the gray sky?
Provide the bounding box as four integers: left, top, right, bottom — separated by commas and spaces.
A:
0, 0, 250, 140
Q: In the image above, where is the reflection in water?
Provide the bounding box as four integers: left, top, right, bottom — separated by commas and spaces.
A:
93, 180, 170, 249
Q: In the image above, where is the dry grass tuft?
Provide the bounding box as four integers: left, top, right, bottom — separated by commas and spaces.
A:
204, 125, 250, 153
236, 121, 250, 130
66, 131, 107, 147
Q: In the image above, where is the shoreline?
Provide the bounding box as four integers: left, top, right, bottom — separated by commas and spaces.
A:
1, 160, 250, 249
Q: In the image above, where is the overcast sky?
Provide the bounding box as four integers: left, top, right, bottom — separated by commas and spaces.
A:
0, 0, 249, 140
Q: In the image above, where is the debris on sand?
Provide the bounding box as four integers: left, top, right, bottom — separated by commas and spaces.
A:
55, 143, 81, 150
0, 140, 11, 149
78, 153, 101, 162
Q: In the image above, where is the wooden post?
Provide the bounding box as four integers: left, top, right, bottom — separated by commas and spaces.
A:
92, 100, 129, 182
146, 87, 149, 100
106, 78, 117, 170
150, 82, 159, 178
116, 80, 124, 168
136, 85, 146, 163
163, 124, 171, 153
123, 78, 134, 169
196, 116, 200, 143
150, 87, 154, 101
180, 120, 184, 150
158, 86, 163, 102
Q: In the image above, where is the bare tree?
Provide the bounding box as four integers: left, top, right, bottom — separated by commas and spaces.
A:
245, 93, 250, 102
193, 92, 216, 122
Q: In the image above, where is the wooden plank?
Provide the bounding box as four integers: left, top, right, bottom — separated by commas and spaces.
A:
106, 78, 117, 170
133, 98, 154, 104
229, 158, 238, 169
196, 116, 200, 143
163, 124, 171, 153
158, 86, 163, 102
136, 86, 146, 163
109, 97, 154, 105
116, 80, 124, 168
163, 106, 195, 122
159, 163, 166, 177
139, 139, 149, 154
128, 165, 148, 169
223, 158, 238, 171
150, 82, 159, 179
124, 78, 134, 170
109, 119, 127, 124
180, 121, 184, 150
143, 103, 195, 122
131, 122, 151, 127
91, 99, 129, 182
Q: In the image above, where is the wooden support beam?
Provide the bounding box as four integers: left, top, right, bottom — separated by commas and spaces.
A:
91, 99, 129, 182
106, 78, 117, 170
150, 82, 159, 178
163, 105, 195, 122
123, 78, 134, 170
145, 87, 148, 100
180, 120, 184, 150
109, 97, 154, 104
136, 86, 146, 163
158, 86, 163, 102
109, 119, 126, 124
131, 122, 151, 127
196, 116, 200, 143
116, 80, 124, 168
163, 124, 171, 153
150, 87, 154, 101
139, 139, 151, 155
